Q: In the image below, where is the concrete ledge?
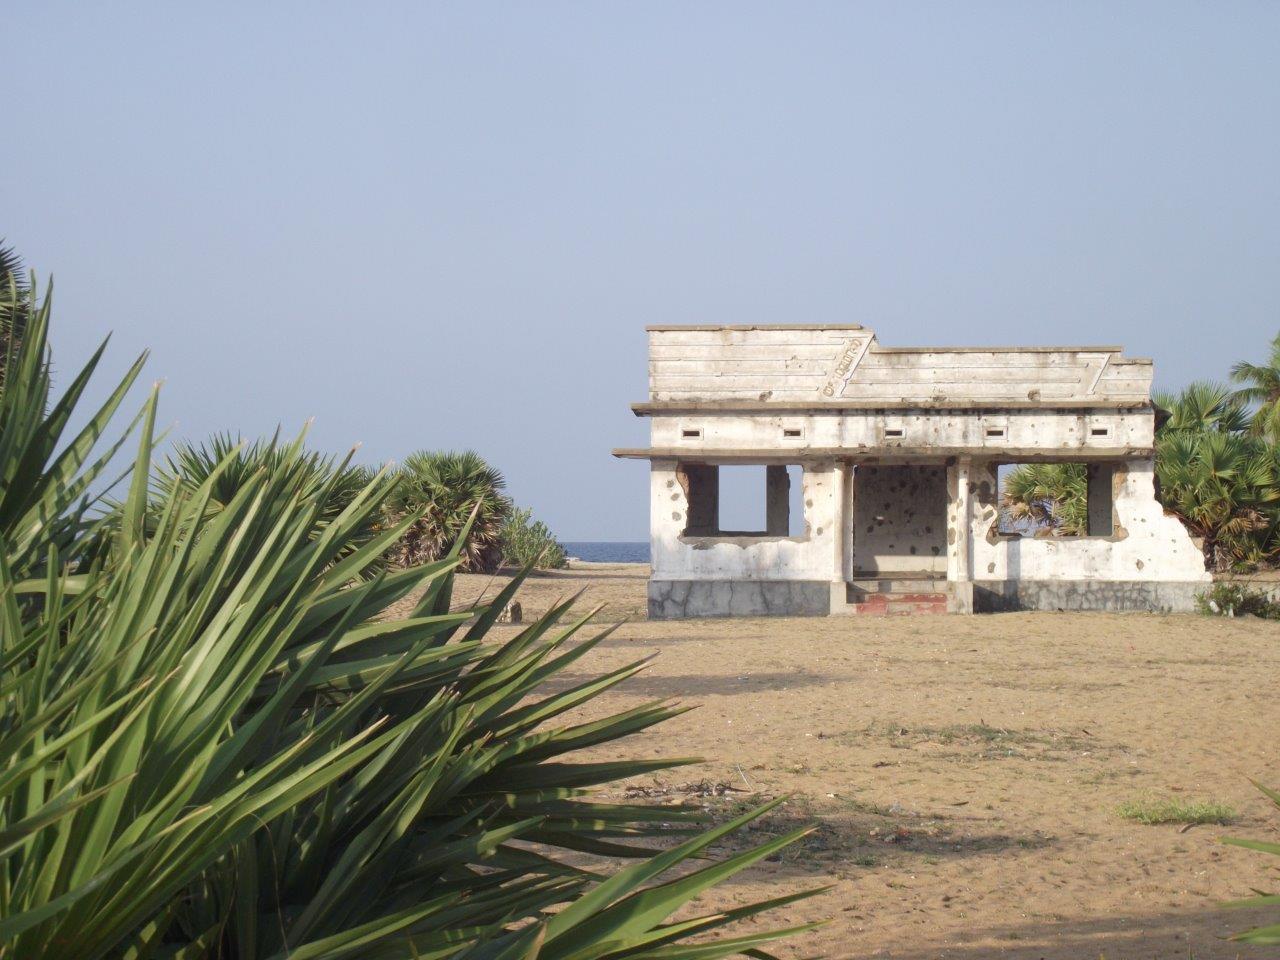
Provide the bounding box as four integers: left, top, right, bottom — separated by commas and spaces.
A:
648, 579, 831, 619
974, 580, 1207, 614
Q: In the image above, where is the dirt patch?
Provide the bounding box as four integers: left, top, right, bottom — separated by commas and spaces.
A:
405, 562, 1280, 958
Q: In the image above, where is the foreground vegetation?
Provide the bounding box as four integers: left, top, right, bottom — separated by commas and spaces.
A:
0, 285, 818, 958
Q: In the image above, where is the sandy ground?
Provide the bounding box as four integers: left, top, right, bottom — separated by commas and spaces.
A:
398, 563, 1280, 959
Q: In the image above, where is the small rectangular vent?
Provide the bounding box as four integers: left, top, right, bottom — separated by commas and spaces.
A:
884, 428, 904, 438
783, 428, 802, 438
1090, 427, 1110, 438
682, 428, 702, 439
986, 428, 1005, 438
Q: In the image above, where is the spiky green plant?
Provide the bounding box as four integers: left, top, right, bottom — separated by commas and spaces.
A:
153, 431, 385, 571
1231, 331, 1280, 442
1223, 782, 1280, 944
387, 450, 513, 573
0, 282, 823, 959
0, 240, 31, 396
501, 506, 569, 570
999, 463, 1088, 536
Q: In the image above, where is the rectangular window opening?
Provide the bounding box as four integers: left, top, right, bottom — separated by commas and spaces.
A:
679, 463, 805, 538
997, 462, 1114, 538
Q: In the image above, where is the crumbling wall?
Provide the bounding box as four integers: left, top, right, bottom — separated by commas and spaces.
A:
649, 458, 840, 582
968, 458, 1208, 583
851, 465, 948, 574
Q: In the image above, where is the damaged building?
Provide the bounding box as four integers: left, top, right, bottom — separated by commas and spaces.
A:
613, 324, 1210, 618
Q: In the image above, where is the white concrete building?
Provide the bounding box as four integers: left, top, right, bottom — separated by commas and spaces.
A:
614, 324, 1210, 617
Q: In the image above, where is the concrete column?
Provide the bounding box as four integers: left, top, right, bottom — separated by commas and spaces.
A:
765, 465, 790, 536
947, 457, 975, 613
827, 461, 850, 613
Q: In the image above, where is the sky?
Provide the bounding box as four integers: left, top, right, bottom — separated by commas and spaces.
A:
5, 2, 1279, 540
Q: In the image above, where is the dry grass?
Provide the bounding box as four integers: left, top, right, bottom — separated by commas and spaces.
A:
1117, 796, 1237, 826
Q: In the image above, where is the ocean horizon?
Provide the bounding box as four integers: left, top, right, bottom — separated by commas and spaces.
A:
562, 541, 649, 564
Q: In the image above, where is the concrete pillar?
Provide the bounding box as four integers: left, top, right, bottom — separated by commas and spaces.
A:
765, 465, 790, 536
947, 457, 975, 613
827, 461, 851, 613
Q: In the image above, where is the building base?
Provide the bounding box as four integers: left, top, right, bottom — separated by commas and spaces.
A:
973, 580, 1206, 614
648, 579, 831, 619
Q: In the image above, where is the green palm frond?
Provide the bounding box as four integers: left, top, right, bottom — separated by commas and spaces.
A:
1155, 420, 1280, 569
1230, 332, 1280, 441
1155, 381, 1250, 435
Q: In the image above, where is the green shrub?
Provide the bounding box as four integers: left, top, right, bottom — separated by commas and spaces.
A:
0, 284, 820, 959
1196, 582, 1280, 619
501, 505, 568, 569
386, 449, 512, 572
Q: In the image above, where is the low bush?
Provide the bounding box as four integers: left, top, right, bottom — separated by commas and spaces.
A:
501, 505, 568, 569
1196, 582, 1280, 619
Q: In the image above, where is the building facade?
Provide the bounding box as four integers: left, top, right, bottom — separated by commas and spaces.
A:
614, 324, 1209, 618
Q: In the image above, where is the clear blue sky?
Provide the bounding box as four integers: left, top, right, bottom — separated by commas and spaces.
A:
6, 3, 1278, 539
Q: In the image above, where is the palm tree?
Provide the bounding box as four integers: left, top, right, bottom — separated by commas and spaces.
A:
1153, 380, 1250, 434
1155, 427, 1280, 569
1231, 331, 1280, 440
387, 449, 513, 572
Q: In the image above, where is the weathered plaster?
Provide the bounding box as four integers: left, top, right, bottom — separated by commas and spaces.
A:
852, 465, 948, 574
650, 459, 841, 581
627, 326, 1207, 618
967, 460, 1208, 584
648, 579, 830, 619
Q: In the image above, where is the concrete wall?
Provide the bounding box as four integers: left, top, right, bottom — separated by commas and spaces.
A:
967, 459, 1209, 584
648, 325, 1152, 404
649, 458, 843, 581
648, 407, 1154, 456
851, 465, 948, 574
973, 580, 1205, 614
648, 579, 831, 618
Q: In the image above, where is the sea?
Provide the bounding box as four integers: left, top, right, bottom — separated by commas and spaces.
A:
562, 541, 650, 564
